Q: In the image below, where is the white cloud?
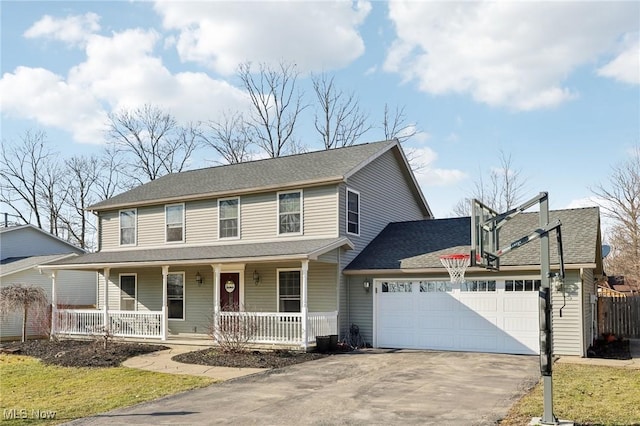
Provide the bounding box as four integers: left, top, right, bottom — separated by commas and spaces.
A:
153, 0, 371, 75
384, 2, 639, 110
24, 13, 100, 47
1, 28, 249, 144
411, 147, 467, 187
597, 34, 640, 85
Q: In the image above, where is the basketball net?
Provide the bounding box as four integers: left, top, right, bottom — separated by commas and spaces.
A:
440, 254, 470, 284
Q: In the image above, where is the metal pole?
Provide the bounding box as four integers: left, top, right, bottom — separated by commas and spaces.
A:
539, 194, 556, 425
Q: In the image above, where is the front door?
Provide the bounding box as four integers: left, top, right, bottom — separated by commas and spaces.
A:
220, 272, 240, 311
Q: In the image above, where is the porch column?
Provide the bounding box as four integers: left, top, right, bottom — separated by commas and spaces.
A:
162, 266, 169, 341
50, 271, 57, 340
301, 260, 309, 350
103, 268, 110, 333
212, 264, 221, 339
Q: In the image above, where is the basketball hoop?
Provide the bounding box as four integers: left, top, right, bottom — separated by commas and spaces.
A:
440, 254, 471, 284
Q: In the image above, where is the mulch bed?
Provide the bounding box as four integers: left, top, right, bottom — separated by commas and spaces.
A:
173, 348, 328, 369
0, 339, 168, 368
587, 334, 632, 360
0, 339, 333, 369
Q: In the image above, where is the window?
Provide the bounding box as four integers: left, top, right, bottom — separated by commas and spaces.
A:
381, 281, 413, 292
219, 198, 239, 239
119, 274, 136, 311
347, 188, 360, 235
278, 270, 300, 312
167, 272, 185, 320
165, 204, 184, 242
461, 280, 497, 292
278, 191, 302, 234
419, 281, 452, 292
505, 279, 541, 292
119, 209, 136, 245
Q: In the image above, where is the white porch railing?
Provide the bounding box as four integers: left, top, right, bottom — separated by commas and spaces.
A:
53, 309, 164, 339
53, 309, 337, 346
214, 311, 339, 346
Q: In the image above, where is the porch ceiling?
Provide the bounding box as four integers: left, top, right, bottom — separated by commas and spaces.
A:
40, 237, 353, 270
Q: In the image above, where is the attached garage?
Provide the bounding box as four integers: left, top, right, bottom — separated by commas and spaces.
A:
345, 207, 603, 357
374, 279, 540, 355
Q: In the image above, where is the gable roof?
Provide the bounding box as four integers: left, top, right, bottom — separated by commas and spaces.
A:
345, 207, 602, 272
89, 140, 430, 215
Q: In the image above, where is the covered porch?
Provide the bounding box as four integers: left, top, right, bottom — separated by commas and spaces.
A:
44, 238, 351, 350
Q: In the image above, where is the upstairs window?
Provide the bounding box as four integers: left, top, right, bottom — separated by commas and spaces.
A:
165, 204, 184, 242
219, 198, 239, 239
278, 191, 302, 235
119, 209, 136, 246
347, 188, 360, 235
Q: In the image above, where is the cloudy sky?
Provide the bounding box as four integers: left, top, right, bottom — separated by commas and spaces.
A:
1, 1, 639, 219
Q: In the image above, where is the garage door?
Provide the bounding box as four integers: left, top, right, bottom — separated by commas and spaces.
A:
375, 279, 540, 355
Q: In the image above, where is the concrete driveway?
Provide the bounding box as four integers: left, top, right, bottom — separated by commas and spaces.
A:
70, 350, 539, 426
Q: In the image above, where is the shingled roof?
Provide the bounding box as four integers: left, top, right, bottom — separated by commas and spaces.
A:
346, 207, 601, 271
90, 140, 403, 211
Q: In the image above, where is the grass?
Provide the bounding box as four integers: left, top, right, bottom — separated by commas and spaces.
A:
0, 354, 215, 425
501, 363, 640, 425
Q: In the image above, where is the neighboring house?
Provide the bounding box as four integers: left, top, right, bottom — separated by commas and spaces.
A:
344, 207, 603, 356
43, 140, 432, 348
598, 275, 638, 297
41, 139, 603, 357
0, 225, 97, 341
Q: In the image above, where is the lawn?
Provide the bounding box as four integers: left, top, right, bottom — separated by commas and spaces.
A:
0, 354, 214, 425
501, 363, 640, 425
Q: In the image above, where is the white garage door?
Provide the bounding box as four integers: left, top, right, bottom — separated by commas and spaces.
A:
375, 279, 540, 355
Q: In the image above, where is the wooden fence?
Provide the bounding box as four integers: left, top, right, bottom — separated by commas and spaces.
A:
598, 296, 640, 338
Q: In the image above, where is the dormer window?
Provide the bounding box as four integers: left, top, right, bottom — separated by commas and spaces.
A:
219, 197, 240, 239
278, 190, 302, 235
119, 209, 137, 246
165, 203, 185, 242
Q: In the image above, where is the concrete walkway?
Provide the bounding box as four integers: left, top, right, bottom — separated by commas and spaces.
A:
122, 345, 266, 380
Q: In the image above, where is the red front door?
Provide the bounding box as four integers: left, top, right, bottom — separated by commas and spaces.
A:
220, 272, 240, 311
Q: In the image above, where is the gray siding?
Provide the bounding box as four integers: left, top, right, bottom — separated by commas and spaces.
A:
0, 227, 84, 259
99, 185, 339, 251
551, 270, 583, 356
582, 269, 596, 355
338, 149, 428, 335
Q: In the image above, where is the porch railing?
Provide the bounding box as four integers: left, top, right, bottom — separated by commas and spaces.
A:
218, 311, 338, 346
53, 308, 164, 339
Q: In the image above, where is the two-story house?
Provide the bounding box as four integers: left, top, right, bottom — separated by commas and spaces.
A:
45, 140, 432, 348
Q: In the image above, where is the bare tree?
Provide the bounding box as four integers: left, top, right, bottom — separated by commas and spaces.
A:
0, 284, 48, 342
39, 160, 69, 236
0, 130, 56, 229
238, 61, 305, 158
593, 146, 640, 284
311, 73, 370, 149
202, 111, 254, 164
60, 155, 101, 249
382, 103, 424, 171
452, 151, 527, 216
95, 144, 129, 199
107, 104, 201, 184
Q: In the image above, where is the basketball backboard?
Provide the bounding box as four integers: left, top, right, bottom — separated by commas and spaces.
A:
470, 199, 499, 270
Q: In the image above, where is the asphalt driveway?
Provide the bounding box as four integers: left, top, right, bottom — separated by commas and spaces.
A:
70, 349, 539, 425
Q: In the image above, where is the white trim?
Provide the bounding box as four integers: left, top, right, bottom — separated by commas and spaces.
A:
276, 267, 302, 313
165, 203, 185, 244
346, 187, 360, 236
119, 208, 137, 247
118, 273, 138, 311
218, 196, 241, 240
277, 189, 303, 236
167, 271, 186, 321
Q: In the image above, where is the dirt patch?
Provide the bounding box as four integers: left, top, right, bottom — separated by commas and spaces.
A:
173, 348, 329, 369
0, 339, 168, 368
